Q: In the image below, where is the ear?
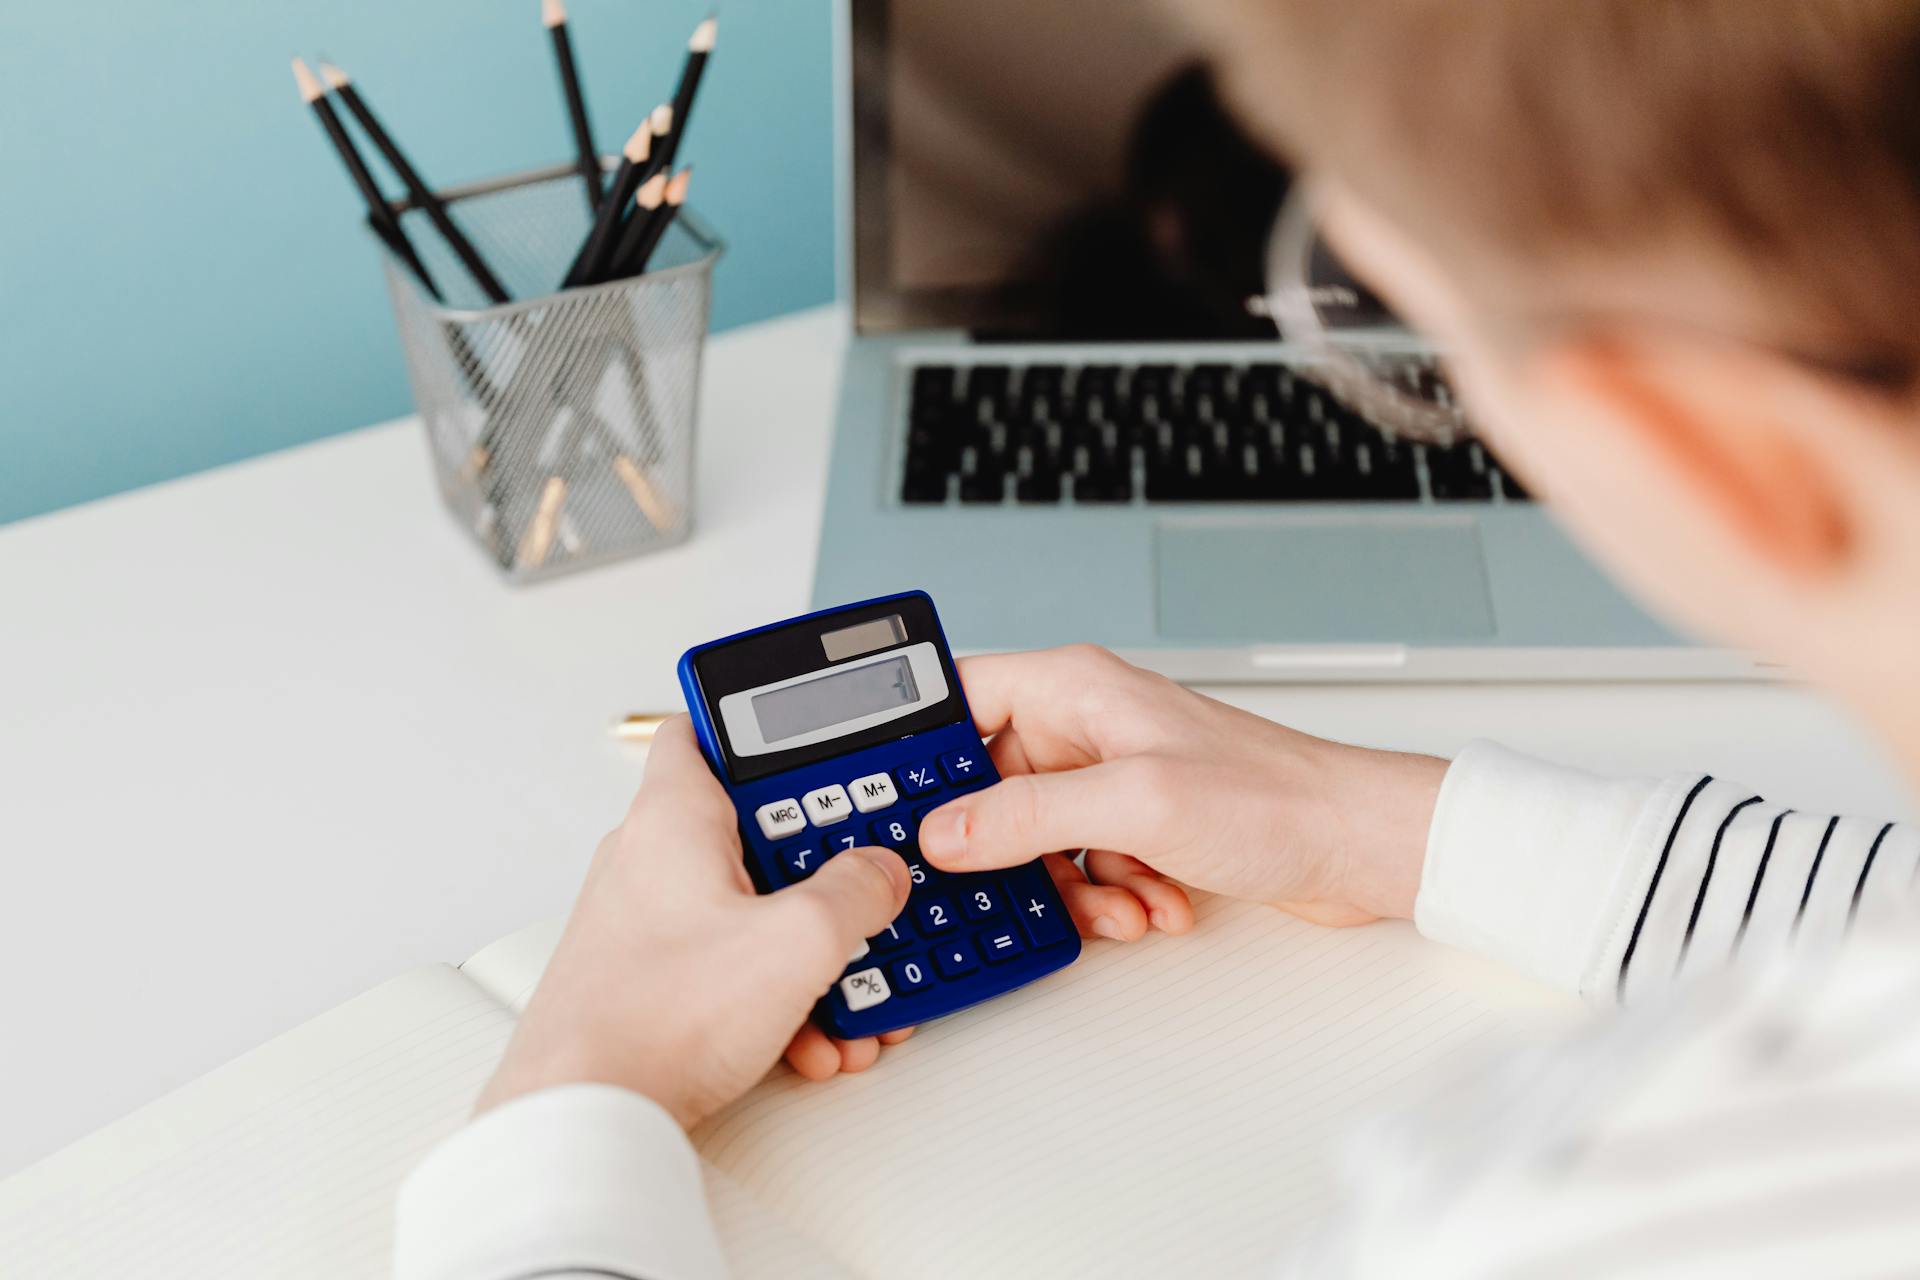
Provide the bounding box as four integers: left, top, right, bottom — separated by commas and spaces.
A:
1535, 334, 1855, 582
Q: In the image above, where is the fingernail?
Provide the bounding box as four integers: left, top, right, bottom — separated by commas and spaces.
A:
918, 805, 966, 860
1092, 915, 1124, 940
1149, 910, 1168, 932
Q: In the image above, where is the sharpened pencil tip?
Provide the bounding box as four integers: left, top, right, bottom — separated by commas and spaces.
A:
624, 122, 652, 163
542, 0, 567, 29
318, 61, 351, 90
291, 57, 324, 103
690, 17, 717, 52
651, 104, 674, 135
635, 172, 668, 209
666, 167, 693, 203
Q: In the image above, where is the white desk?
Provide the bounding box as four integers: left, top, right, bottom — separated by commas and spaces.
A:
1, 304, 1911, 1177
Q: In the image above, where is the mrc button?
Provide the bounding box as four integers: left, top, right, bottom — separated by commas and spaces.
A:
755, 798, 806, 840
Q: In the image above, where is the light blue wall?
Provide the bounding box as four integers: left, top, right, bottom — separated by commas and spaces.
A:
0, 2, 835, 525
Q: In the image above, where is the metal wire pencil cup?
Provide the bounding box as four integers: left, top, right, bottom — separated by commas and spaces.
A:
379, 162, 722, 582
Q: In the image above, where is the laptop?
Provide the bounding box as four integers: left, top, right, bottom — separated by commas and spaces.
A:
811, 0, 1757, 682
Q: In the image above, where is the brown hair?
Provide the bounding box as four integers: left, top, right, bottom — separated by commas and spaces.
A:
1187, 0, 1920, 385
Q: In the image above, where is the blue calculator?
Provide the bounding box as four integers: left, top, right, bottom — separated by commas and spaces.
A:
679, 590, 1081, 1038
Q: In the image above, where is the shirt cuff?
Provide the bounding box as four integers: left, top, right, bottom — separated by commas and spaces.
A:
1413, 741, 1677, 998
395, 1083, 729, 1280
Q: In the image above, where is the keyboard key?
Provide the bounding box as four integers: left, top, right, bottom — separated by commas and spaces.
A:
839, 967, 892, 1012
1009, 871, 1074, 948
848, 771, 899, 813
890, 955, 934, 995
904, 856, 938, 890
916, 897, 958, 935
776, 842, 823, 882
848, 939, 870, 964
960, 883, 1001, 920
755, 798, 805, 840
933, 939, 981, 978
978, 926, 1025, 963
939, 749, 984, 785
825, 829, 863, 856
870, 917, 913, 953
870, 815, 914, 848
897, 762, 941, 797
802, 784, 853, 827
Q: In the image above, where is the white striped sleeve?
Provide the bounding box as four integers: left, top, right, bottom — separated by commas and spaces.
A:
1414, 741, 1920, 1003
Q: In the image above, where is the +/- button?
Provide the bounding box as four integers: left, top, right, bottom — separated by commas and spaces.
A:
897, 762, 942, 797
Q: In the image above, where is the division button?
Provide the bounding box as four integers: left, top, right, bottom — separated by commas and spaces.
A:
938, 750, 983, 784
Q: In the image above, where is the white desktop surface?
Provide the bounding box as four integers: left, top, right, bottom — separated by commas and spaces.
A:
1, 304, 1912, 1178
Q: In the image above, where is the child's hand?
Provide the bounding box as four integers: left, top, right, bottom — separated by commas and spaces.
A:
477, 716, 917, 1128
919, 647, 1446, 929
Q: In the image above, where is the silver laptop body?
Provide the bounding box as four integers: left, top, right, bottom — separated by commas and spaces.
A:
812, 0, 1758, 682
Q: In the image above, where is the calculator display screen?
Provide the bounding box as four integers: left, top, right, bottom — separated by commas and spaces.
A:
752, 655, 922, 745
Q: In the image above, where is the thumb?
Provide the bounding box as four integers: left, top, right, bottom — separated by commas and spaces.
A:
919, 760, 1161, 872
770, 846, 911, 970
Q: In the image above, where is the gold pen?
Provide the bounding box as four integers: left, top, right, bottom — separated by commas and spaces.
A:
609, 712, 674, 743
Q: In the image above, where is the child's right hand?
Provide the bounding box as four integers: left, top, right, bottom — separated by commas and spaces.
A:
918, 646, 1447, 929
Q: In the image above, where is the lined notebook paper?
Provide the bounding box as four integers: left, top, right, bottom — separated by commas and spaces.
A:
0, 897, 1568, 1278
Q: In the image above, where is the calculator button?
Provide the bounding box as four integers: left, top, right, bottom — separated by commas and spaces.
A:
869, 917, 913, 953
755, 798, 806, 840
1011, 875, 1074, 948
849, 939, 870, 964
938, 750, 984, 784
897, 762, 942, 797
890, 956, 934, 995
848, 772, 900, 813
979, 927, 1026, 963
802, 784, 853, 826
903, 857, 939, 889
915, 896, 958, 935
960, 884, 1001, 920
825, 829, 863, 856
839, 967, 892, 1012
869, 815, 915, 849
776, 842, 822, 882
933, 939, 981, 978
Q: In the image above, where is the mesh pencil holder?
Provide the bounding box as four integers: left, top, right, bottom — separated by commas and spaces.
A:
379, 164, 722, 583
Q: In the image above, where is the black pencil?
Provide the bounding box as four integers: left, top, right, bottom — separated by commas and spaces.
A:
293, 57, 440, 299
602, 171, 669, 284
562, 119, 653, 288
613, 166, 691, 279
654, 17, 716, 173
319, 61, 510, 305
543, 0, 602, 212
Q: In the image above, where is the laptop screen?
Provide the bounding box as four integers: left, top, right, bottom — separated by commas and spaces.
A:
850, 0, 1291, 341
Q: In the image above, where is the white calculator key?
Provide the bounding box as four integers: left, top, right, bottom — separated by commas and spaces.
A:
755, 798, 806, 840
839, 967, 891, 1011
802, 784, 853, 826
847, 771, 899, 813
849, 939, 870, 963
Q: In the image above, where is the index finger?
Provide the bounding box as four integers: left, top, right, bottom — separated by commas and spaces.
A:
957, 647, 1109, 741
632, 714, 737, 832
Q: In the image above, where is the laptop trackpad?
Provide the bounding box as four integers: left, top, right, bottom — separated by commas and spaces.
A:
1154, 518, 1496, 642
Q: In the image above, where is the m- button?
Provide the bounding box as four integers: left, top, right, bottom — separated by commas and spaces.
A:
802, 784, 853, 826
848, 772, 900, 813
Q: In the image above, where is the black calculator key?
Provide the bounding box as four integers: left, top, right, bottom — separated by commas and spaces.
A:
960, 884, 1001, 920
776, 842, 822, 882
870, 917, 913, 953
1008, 869, 1074, 948
904, 856, 939, 890
825, 830, 862, 856
916, 897, 959, 935
939, 749, 984, 784
870, 816, 914, 848
979, 927, 1026, 963
897, 761, 941, 797
933, 939, 981, 978
891, 956, 934, 995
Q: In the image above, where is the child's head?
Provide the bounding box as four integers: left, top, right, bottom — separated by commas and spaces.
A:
1191, 2, 1920, 736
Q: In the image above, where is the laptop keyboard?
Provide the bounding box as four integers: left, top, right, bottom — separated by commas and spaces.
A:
899, 362, 1531, 506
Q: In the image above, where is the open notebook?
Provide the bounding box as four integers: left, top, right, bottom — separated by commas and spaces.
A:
0, 896, 1573, 1279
